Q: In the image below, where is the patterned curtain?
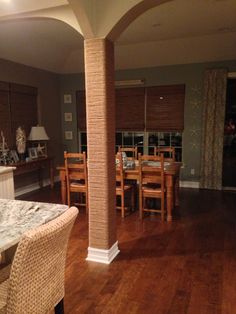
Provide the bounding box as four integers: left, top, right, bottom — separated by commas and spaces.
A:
200, 68, 227, 190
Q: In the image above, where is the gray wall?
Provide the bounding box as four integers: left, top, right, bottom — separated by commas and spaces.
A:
1, 57, 235, 185
59, 59, 236, 182
0, 58, 63, 187
59, 73, 85, 153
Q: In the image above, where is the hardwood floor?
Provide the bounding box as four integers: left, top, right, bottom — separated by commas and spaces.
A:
20, 186, 236, 314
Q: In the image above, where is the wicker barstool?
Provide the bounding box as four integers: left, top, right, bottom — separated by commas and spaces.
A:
0, 206, 78, 314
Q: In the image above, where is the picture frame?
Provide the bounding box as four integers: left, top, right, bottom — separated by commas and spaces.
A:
65, 131, 73, 140
37, 145, 46, 157
10, 150, 19, 163
64, 112, 73, 122
28, 147, 38, 159
63, 94, 72, 104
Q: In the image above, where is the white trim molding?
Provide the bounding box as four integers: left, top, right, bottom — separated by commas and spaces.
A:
15, 176, 60, 197
86, 241, 120, 264
180, 181, 200, 189
222, 186, 236, 191
228, 72, 236, 78
115, 79, 145, 87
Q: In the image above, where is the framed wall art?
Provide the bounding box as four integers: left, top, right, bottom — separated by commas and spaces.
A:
64, 94, 72, 104
64, 112, 73, 122
65, 131, 73, 140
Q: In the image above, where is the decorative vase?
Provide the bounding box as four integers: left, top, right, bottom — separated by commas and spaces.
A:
16, 126, 26, 161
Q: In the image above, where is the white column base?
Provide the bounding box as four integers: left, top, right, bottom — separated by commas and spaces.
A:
86, 241, 120, 264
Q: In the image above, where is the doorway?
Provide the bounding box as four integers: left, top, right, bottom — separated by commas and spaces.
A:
222, 78, 236, 188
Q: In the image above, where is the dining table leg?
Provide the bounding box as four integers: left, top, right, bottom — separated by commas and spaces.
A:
174, 175, 180, 206
166, 175, 173, 221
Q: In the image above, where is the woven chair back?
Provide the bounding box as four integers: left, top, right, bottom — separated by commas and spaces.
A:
6, 206, 78, 314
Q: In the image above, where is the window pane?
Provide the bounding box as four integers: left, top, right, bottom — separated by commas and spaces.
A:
175, 148, 182, 162
137, 147, 143, 155
159, 133, 170, 146
149, 133, 158, 146
134, 132, 144, 146
171, 132, 182, 147
123, 132, 133, 146
116, 132, 122, 146
81, 132, 87, 145
148, 147, 155, 155
81, 146, 87, 154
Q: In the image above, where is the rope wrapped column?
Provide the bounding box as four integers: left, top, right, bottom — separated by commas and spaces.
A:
84, 38, 118, 263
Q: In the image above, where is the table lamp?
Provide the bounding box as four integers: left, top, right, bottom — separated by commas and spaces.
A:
28, 126, 49, 157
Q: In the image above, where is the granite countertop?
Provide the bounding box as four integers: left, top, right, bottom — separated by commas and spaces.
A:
0, 166, 16, 175
0, 198, 68, 253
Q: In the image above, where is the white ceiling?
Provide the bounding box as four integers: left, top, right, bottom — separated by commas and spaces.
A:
0, 0, 236, 73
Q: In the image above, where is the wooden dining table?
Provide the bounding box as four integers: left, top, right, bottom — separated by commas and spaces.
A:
57, 161, 181, 221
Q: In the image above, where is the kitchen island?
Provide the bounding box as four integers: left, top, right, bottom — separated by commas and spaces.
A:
0, 166, 15, 199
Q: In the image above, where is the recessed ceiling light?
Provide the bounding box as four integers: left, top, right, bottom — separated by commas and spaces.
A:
218, 27, 235, 32
152, 23, 161, 28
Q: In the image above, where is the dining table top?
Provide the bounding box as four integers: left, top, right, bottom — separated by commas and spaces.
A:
0, 198, 68, 253
57, 160, 182, 175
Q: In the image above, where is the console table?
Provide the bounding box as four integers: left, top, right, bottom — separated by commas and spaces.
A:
10, 157, 54, 189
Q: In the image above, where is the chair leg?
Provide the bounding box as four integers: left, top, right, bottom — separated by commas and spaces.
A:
121, 194, 125, 218
67, 192, 71, 207
85, 192, 89, 214
131, 188, 135, 211
139, 193, 143, 219
55, 298, 64, 314
161, 198, 165, 221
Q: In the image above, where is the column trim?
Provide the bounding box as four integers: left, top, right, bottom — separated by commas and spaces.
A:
86, 241, 120, 264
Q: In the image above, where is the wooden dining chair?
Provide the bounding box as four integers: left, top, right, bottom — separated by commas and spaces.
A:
154, 146, 175, 162
118, 146, 138, 160
116, 152, 135, 218
0, 206, 78, 314
64, 151, 88, 212
139, 154, 166, 221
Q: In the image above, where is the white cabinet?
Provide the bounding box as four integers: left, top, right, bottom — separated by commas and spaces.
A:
0, 167, 15, 199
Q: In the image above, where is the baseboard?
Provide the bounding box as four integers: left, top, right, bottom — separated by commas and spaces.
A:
180, 181, 200, 189
222, 186, 236, 191
14, 176, 60, 197
86, 241, 120, 264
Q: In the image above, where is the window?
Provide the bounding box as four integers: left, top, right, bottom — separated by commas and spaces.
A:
78, 131, 182, 161
77, 84, 184, 160
148, 132, 182, 161
0, 81, 37, 149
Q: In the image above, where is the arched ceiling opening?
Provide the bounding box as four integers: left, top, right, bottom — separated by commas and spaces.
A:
0, 18, 84, 73
107, 0, 172, 41
0, 0, 236, 73
114, 0, 236, 70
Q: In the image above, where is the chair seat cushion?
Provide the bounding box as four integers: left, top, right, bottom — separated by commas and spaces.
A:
116, 184, 132, 192
70, 182, 86, 188
0, 279, 8, 313
142, 185, 163, 194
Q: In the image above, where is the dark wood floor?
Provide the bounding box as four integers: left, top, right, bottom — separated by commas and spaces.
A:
20, 186, 236, 314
